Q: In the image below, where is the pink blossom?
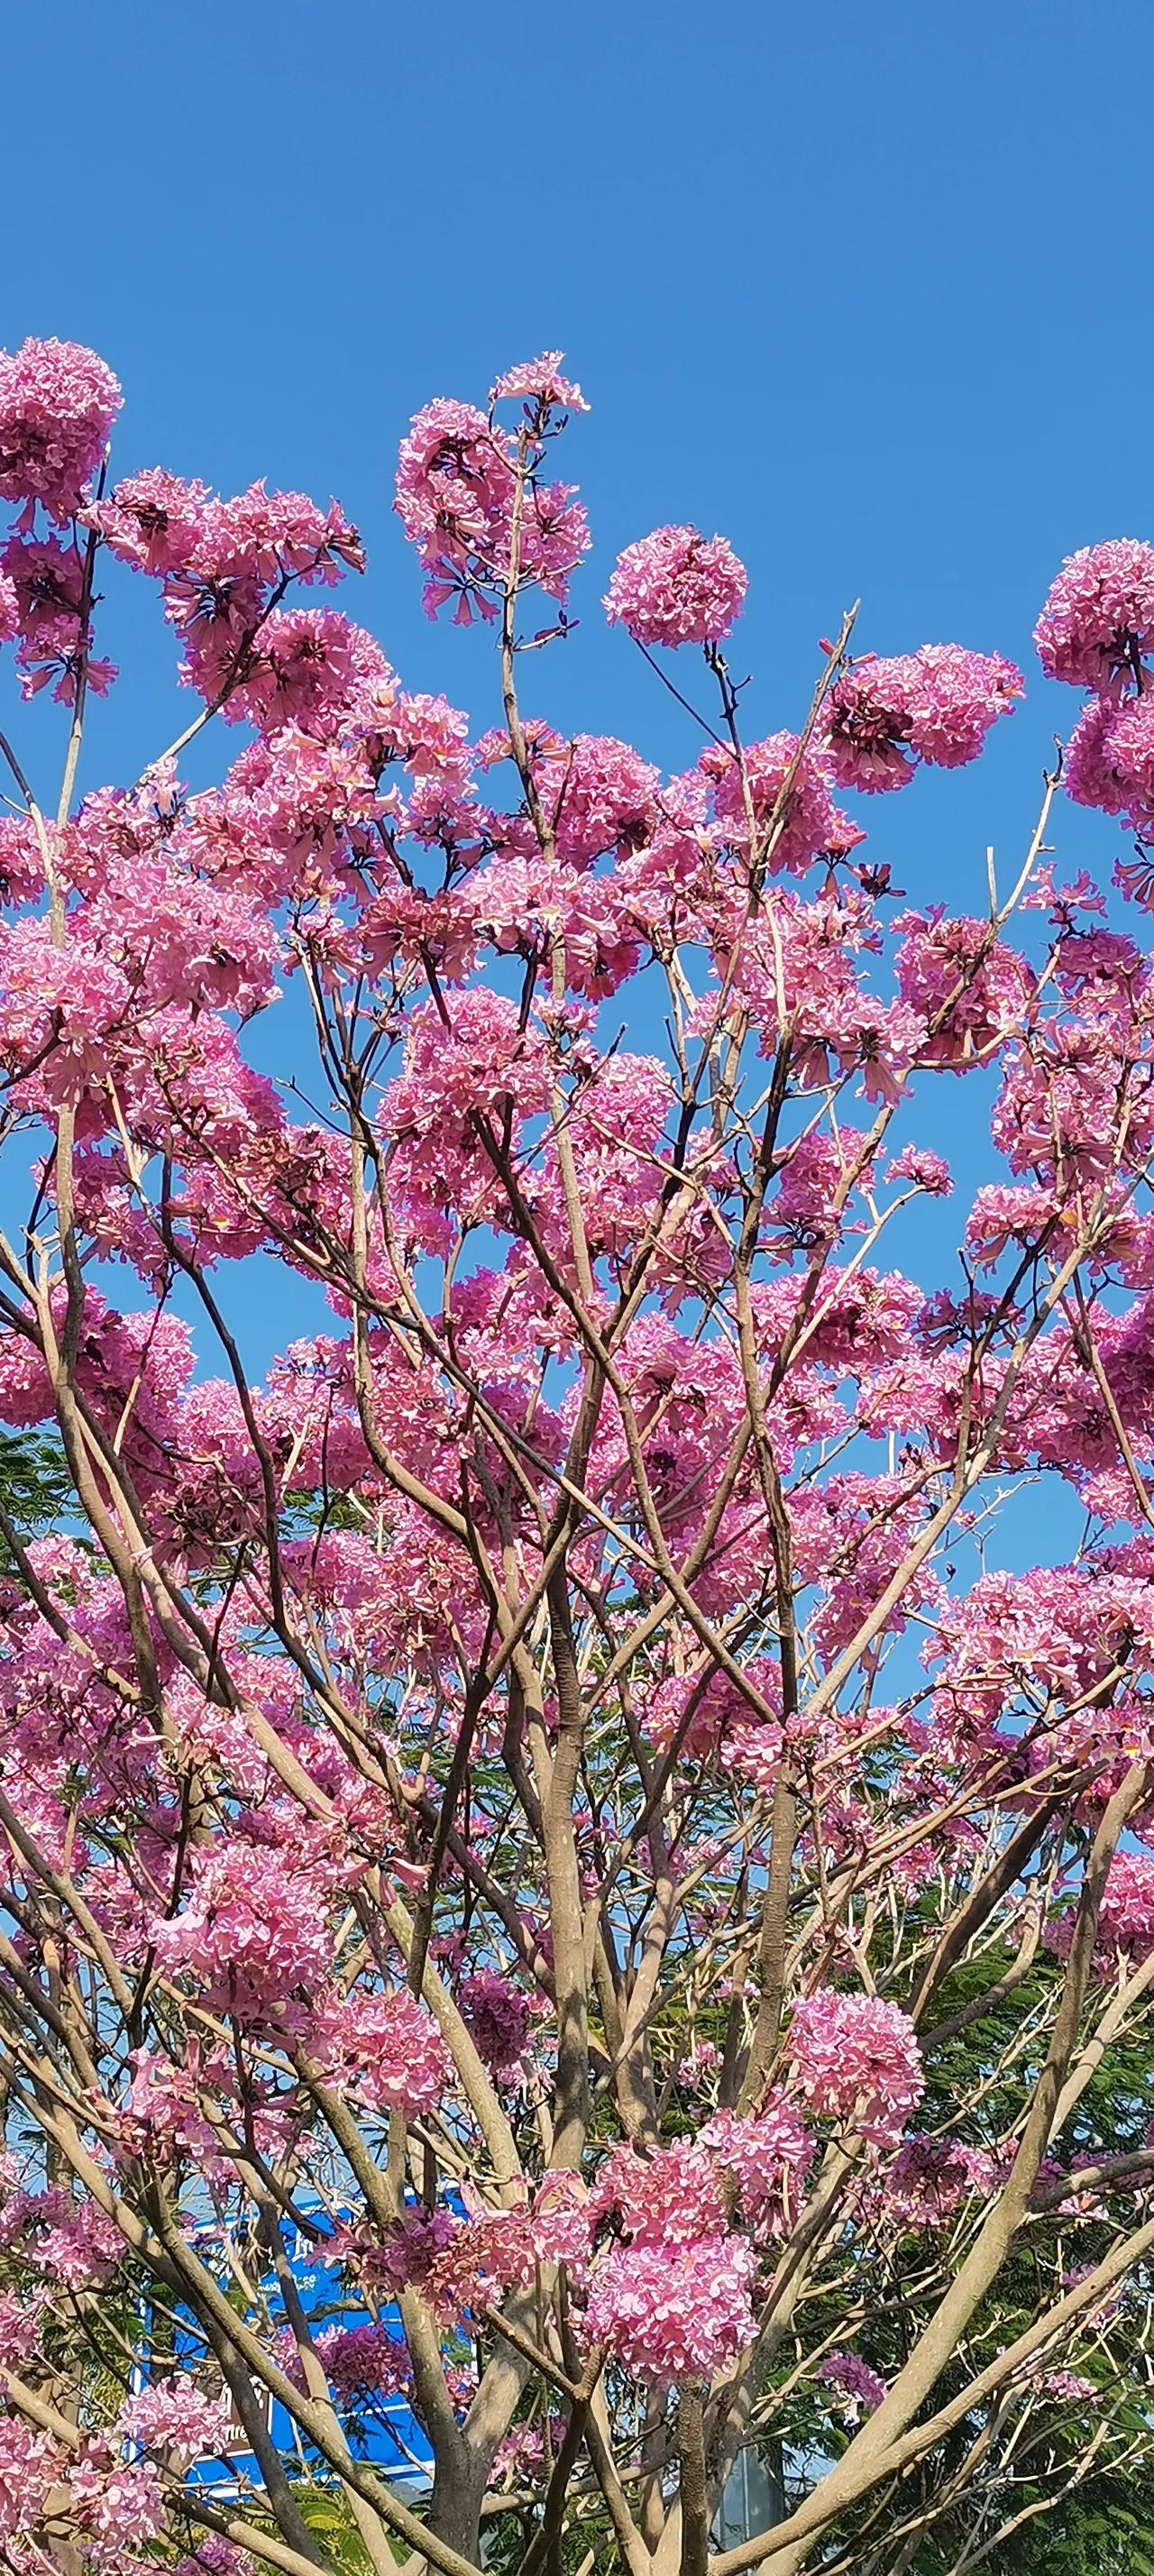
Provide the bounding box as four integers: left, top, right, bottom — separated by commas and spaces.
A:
0, 2182, 124, 2288
68, 2441, 164, 2550
158, 482, 364, 706
354, 2208, 457, 2293
1097, 1847, 1154, 1957
316, 2321, 413, 2402
1049, 1847, 1154, 1962
583, 2232, 757, 2383
1, 531, 116, 704
885, 1143, 952, 1193
176, 2544, 248, 2576
529, 2170, 596, 2277
894, 909, 1033, 1067
316, 1986, 452, 2116
0, 2419, 58, 2540
1040, 2370, 1097, 2402
701, 2102, 815, 2236
0, 336, 121, 520
147, 1838, 333, 2028
820, 2350, 887, 2418
885, 2136, 998, 2224
459, 1969, 531, 2076
591, 2137, 728, 2247
492, 2418, 563, 2483
1035, 539, 1154, 692
87, 468, 211, 573
788, 1990, 924, 2142
182, 481, 363, 586
395, 394, 588, 623
544, 732, 662, 868
822, 646, 1022, 793
224, 606, 375, 736
702, 731, 859, 875
121, 2379, 234, 2457
604, 523, 747, 647
36, 2197, 123, 2288
395, 398, 509, 600
1065, 689, 1154, 836
0, 2290, 46, 2364
122, 2049, 224, 2170
490, 352, 589, 413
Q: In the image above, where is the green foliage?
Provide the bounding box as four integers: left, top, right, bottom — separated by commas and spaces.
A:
288, 2484, 408, 2574
916, 2459, 1154, 2576
230, 2484, 411, 2576
0, 1425, 74, 1563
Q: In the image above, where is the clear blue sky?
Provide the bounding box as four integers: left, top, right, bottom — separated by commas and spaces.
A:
2, 0, 1148, 1535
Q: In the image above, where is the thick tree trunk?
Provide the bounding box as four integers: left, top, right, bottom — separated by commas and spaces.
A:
428, 2462, 486, 2563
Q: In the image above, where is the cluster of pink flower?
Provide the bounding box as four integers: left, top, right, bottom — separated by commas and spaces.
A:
0, 2414, 166, 2576
491, 2416, 565, 2486
145, 1835, 334, 2030
120, 2380, 234, 2460
315, 2321, 413, 2404
0, 523, 116, 702
883, 2136, 999, 2227
0, 2178, 122, 2291
701, 2101, 816, 2233
416, 2109, 820, 2386
0, 2420, 59, 2547
584, 2232, 758, 2383
1035, 539, 1154, 693
459, 1968, 533, 2076
701, 729, 862, 875
394, 358, 590, 623
572, 2108, 821, 2381
604, 522, 748, 647
176, 2543, 247, 2576
1040, 2370, 1098, 2404
820, 645, 1023, 793
0, 335, 121, 519
1065, 688, 1154, 842
820, 2350, 887, 2420
1048, 1847, 1154, 1963
313, 1986, 453, 2117
893, 907, 1033, 1067
1035, 537, 1154, 865
788, 1990, 925, 2144
0, 339, 371, 711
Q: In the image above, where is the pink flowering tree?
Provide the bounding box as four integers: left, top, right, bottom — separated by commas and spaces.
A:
1, 336, 1154, 2576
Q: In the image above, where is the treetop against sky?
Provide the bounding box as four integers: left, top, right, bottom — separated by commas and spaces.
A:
1, 238, 1154, 2576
